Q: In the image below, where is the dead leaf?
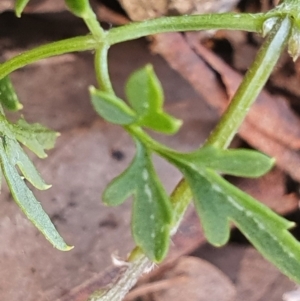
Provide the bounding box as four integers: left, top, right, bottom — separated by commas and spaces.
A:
151, 256, 236, 301
117, 0, 238, 21
283, 288, 300, 301
235, 248, 295, 301
186, 32, 300, 150
267, 52, 300, 102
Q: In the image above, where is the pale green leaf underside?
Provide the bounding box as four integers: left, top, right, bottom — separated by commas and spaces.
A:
0, 143, 72, 251
183, 166, 300, 283
103, 139, 173, 262
8, 117, 58, 158
0, 112, 67, 251
0, 116, 55, 189
4, 137, 50, 190
0, 76, 23, 111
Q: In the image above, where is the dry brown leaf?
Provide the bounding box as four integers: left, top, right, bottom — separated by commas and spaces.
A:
152, 256, 236, 301
186, 33, 300, 150
117, 0, 238, 21
53, 98, 299, 301
270, 53, 300, 99
235, 248, 295, 301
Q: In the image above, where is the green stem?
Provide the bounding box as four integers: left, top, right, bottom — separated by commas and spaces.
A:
94, 45, 114, 93
0, 13, 268, 79
206, 16, 292, 149
0, 36, 98, 79
107, 13, 265, 45
168, 16, 292, 236
83, 6, 106, 41
84, 15, 105, 41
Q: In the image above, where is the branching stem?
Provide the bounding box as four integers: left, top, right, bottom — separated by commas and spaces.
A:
0, 4, 296, 301
206, 16, 292, 148
93, 15, 292, 301
0, 12, 266, 80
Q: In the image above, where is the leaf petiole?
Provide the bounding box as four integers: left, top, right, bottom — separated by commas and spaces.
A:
206, 16, 292, 149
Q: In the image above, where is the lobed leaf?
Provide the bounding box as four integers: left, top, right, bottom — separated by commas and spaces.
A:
0, 113, 69, 250
126, 64, 163, 116
8, 117, 58, 158
90, 87, 137, 125
3, 137, 50, 190
103, 139, 173, 262
0, 142, 72, 251
0, 76, 23, 111
126, 65, 182, 134
175, 159, 300, 283
159, 145, 275, 178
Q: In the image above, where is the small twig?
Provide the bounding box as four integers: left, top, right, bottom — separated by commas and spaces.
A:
88, 254, 153, 301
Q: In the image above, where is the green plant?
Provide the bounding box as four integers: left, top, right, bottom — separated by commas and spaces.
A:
2, 0, 300, 300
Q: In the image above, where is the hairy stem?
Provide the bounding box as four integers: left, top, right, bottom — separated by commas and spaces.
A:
0, 12, 267, 80
0, 36, 98, 80
107, 13, 265, 45
88, 252, 153, 301
206, 16, 291, 148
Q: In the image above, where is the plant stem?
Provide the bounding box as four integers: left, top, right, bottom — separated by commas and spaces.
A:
83, 13, 105, 41
107, 13, 265, 45
94, 45, 114, 93
0, 13, 268, 79
206, 16, 291, 149
88, 252, 153, 301
0, 36, 98, 79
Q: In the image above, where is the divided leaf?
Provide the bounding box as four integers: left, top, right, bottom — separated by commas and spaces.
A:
173, 157, 300, 283
0, 114, 71, 251
90, 87, 137, 125
126, 65, 182, 134
0, 76, 23, 111
159, 146, 274, 178
4, 137, 50, 190
0, 142, 71, 251
8, 117, 58, 158
103, 139, 173, 262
